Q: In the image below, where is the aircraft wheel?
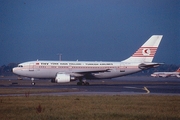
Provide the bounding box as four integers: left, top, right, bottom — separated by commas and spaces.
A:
84, 82, 89, 86
77, 82, 82, 85
81, 82, 85, 85
31, 82, 35, 85
77, 81, 90, 86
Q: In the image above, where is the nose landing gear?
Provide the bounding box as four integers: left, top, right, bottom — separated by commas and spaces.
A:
31, 78, 35, 85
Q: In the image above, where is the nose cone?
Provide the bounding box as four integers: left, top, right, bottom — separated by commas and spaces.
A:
12, 67, 18, 74
12, 67, 25, 77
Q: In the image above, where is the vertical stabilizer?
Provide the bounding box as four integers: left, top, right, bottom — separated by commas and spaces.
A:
176, 68, 180, 72
122, 35, 163, 63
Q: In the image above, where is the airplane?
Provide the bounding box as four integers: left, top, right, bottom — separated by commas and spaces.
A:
13, 35, 163, 85
151, 68, 180, 78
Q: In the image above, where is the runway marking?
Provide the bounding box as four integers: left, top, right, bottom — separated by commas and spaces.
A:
124, 86, 137, 89
124, 86, 150, 94
143, 86, 150, 94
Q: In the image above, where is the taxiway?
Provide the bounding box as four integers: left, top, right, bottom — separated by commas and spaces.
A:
0, 76, 179, 96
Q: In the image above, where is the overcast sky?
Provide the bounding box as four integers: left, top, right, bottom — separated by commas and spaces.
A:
0, 0, 180, 65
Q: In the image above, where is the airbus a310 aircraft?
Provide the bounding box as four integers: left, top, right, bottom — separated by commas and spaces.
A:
151, 68, 180, 78
13, 35, 163, 85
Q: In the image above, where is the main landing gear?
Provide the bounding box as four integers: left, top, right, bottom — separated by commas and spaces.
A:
77, 78, 89, 86
77, 81, 89, 86
31, 78, 35, 85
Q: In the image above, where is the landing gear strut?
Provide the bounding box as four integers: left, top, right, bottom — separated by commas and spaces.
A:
31, 78, 35, 85
77, 78, 89, 86
77, 81, 89, 86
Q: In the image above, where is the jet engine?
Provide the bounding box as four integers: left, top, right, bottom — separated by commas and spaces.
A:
54, 73, 76, 83
176, 75, 180, 78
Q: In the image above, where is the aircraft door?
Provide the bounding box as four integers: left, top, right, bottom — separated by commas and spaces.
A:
68, 65, 72, 71
29, 63, 34, 71
120, 63, 126, 72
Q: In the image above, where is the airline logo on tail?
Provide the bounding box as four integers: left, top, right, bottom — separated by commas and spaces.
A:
133, 47, 158, 57
122, 35, 163, 63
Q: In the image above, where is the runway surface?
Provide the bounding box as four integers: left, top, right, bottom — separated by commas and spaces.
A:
0, 76, 180, 96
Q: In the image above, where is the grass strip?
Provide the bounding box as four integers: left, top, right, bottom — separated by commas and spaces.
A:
0, 95, 180, 120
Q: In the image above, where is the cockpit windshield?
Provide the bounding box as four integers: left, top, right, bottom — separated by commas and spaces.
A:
18, 65, 23, 67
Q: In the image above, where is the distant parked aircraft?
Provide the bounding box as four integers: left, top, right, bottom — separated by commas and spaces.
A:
151, 68, 180, 78
13, 35, 163, 85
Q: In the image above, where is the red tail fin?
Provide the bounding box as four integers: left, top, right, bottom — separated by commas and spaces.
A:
176, 68, 180, 72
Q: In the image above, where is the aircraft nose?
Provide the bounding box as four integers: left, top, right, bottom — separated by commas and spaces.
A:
12, 67, 24, 76
12, 67, 17, 74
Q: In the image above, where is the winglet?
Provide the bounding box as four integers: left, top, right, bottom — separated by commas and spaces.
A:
122, 35, 163, 63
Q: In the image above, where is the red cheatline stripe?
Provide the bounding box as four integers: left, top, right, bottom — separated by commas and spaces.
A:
136, 48, 157, 50
134, 50, 157, 52
132, 55, 154, 57
138, 47, 157, 48
133, 53, 155, 55
132, 47, 158, 57
135, 51, 157, 53
134, 49, 157, 52
133, 55, 155, 56
135, 49, 157, 50
132, 54, 156, 56
140, 47, 157, 48
136, 47, 157, 49
134, 51, 156, 53
132, 56, 154, 57
137, 48, 157, 49
133, 53, 156, 55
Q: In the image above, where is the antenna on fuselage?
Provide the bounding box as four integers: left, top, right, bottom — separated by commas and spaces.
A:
57, 53, 62, 61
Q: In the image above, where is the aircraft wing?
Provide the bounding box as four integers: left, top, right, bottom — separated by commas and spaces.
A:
159, 74, 170, 77
139, 63, 163, 69
70, 69, 111, 77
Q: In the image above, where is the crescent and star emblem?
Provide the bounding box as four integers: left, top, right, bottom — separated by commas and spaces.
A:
142, 48, 151, 56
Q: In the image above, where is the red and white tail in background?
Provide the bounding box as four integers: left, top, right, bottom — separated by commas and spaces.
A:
176, 68, 180, 72
122, 35, 163, 63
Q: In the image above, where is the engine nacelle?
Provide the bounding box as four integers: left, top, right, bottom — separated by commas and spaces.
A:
176, 75, 180, 78
55, 73, 75, 83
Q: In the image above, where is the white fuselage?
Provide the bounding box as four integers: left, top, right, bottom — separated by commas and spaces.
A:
151, 72, 180, 78
12, 35, 163, 83
13, 60, 141, 79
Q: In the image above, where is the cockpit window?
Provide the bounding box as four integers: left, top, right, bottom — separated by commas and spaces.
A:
18, 65, 23, 67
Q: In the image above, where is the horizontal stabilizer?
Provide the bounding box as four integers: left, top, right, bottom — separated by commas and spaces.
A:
138, 63, 163, 69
